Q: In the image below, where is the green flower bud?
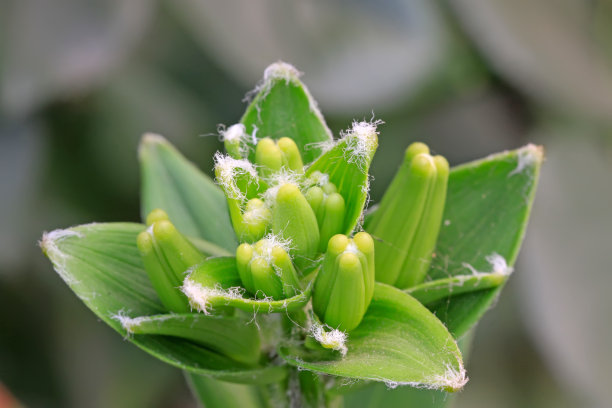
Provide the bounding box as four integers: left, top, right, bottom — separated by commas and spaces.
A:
137, 210, 205, 312
214, 154, 269, 242
145, 208, 169, 226
236, 243, 255, 293
255, 137, 304, 177
312, 232, 375, 332
304, 186, 325, 216
395, 154, 448, 288
368, 142, 449, 288
235, 237, 301, 300
304, 174, 346, 252
277, 137, 304, 173
250, 257, 283, 299
271, 183, 320, 271
231, 198, 271, 243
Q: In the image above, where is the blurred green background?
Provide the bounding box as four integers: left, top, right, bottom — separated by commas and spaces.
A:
1, 1, 611, 407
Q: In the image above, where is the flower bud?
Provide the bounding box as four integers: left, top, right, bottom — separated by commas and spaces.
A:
395, 154, 448, 288
271, 183, 320, 271
137, 210, 205, 312
304, 174, 346, 252
367, 143, 449, 288
277, 137, 304, 173
312, 232, 375, 332
255, 137, 304, 177
214, 154, 269, 242
232, 198, 271, 243
235, 237, 301, 300
145, 208, 169, 226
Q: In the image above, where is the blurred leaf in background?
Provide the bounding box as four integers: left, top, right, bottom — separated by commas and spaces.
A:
1, 0, 611, 407
520, 123, 612, 408
1, 0, 154, 117
449, 0, 612, 123
170, 0, 450, 114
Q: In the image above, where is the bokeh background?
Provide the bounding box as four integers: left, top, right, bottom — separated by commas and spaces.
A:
1, 1, 611, 407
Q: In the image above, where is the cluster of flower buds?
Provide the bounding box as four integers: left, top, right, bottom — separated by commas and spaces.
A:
214, 155, 270, 243
304, 172, 346, 252
137, 135, 449, 339
137, 209, 204, 312
368, 142, 449, 288
312, 232, 375, 332
139, 118, 396, 335
135, 211, 262, 367
236, 237, 302, 300
214, 124, 384, 333
255, 137, 304, 177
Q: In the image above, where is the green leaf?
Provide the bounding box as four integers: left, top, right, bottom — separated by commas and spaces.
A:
340, 382, 452, 408
115, 313, 261, 366
40, 223, 285, 384
426, 145, 542, 338
306, 122, 379, 234
241, 62, 333, 164
279, 283, 466, 392
139, 133, 237, 251
298, 371, 326, 407
328, 331, 475, 408
183, 256, 312, 314
429, 145, 542, 277
405, 270, 507, 305
188, 235, 233, 257
365, 145, 542, 338
186, 374, 267, 408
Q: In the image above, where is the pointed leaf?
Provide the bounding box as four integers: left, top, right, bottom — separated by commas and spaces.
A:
241, 62, 333, 164
335, 333, 476, 408
40, 223, 285, 384
279, 283, 467, 392
306, 122, 379, 234
430, 145, 542, 278
367, 144, 542, 338
329, 333, 476, 408
114, 313, 261, 366
139, 133, 237, 251
426, 145, 542, 337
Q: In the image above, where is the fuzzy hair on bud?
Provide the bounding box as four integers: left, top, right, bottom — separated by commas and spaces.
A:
251, 233, 294, 265
264, 62, 303, 84
214, 152, 259, 201
219, 123, 250, 158
244, 61, 303, 105
262, 170, 302, 203
311, 322, 348, 356
220, 123, 246, 143
341, 119, 383, 172
302, 171, 330, 189
182, 279, 245, 315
